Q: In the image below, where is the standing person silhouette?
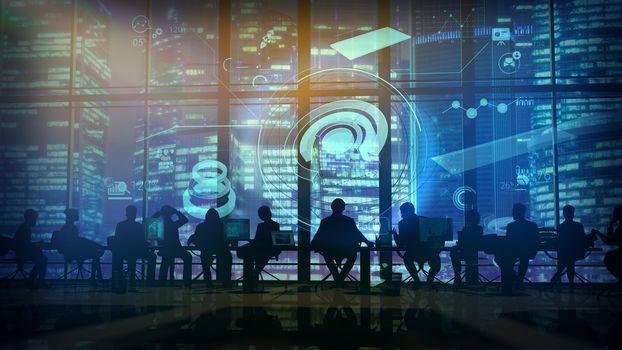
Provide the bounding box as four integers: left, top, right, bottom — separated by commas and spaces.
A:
393, 202, 441, 289
450, 209, 483, 287
188, 208, 232, 288
596, 205, 622, 280
152, 205, 192, 288
311, 198, 374, 287
112, 205, 156, 288
14, 209, 49, 289
57, 208, 104, 284
551, 205, 587, 287
503, 203, 539, 291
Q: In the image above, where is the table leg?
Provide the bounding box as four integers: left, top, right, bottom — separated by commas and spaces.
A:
360, 248, 370, 294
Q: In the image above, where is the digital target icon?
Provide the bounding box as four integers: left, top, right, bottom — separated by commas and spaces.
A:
452, 186, 476, 211
182, 160, 236, 219
295, 100, 388, 164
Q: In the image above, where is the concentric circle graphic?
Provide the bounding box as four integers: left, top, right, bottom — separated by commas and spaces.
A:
256, 68, 428, 229
452, 186, 476, 211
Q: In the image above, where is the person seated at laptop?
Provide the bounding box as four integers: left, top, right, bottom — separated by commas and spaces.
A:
493, 203, 539, 294
152, 205, 192, 288
237, 206, 280, 290
55, 208, 104, 284
112, 205, 157, 288
188, 208, 232, 288
311, 198, 374, 287
14, 209, 50, 289
392, 202, 441, 289
450, 209, 483, 287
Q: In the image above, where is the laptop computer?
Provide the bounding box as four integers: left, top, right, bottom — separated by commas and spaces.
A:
271, 230, 295, 247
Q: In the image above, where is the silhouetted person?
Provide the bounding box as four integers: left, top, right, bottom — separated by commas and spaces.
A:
57, 208, 103, 283
551, 205, 588, 286
393, 202, 441, 288
112, 205, 156, 288
494, 203, 539, 294
596, 205, 622, 280
237, 206, 281, 291
152, 205, 192, 287
14, 209, 49, 289
188, 208, 232, 288
311, 198, 374, 287
450, 209, 483, 286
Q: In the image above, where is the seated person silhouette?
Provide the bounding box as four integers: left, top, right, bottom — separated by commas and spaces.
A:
596, 205, 622, 281
551, 205, 590, 286
450, 209, 483, 286
237, 206, 280, 291
392, 202, 441, 289
152, 205, 192, 288
14, 209, 50, 289
188, 208, 232, 288
56, 208, 104, 283
311, 198, 374, 287
494, 203, 539, 294
112, 205, 156, 288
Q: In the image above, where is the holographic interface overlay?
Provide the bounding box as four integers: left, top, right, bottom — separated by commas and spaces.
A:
257, 68, 428, 229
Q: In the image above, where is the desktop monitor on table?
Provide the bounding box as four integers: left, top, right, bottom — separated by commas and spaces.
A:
225, 218, 250, 243
146, 217, 164, 241
419, 217, 453, 247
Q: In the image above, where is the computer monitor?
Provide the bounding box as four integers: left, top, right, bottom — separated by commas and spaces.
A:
146, 217, 164, 241
271, 230, 295, 246
224, 219, 250, 242
419, 217, 453, 246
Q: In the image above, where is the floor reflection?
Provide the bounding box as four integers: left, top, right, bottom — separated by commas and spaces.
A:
1, 284, 621, 349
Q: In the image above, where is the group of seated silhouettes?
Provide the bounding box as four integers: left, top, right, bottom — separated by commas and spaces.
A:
6, 198, 622, 292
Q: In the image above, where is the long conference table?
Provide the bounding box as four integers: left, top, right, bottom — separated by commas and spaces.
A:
34, 243, 603, 294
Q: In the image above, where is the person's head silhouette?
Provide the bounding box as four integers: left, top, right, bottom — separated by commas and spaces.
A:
126, 205, 137, 221
562, 205, 575, 221
64, 208, 79, 223
512, 203, 526, 221
24, 209, 38, 227
331, 198, 346, 215
159, 205, 174, 220
613, 205, 622, 223
399, 202, 415, 218
205, 208, 219, 222
465, 209, 480, 226
258, 205, 272, 222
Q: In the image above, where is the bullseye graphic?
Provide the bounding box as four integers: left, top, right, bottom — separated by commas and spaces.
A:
296, 100, 388, 163
182, 160, 236, 219
452, 186, 476, 211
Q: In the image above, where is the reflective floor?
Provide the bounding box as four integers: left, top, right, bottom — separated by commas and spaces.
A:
1, 281, 621, 349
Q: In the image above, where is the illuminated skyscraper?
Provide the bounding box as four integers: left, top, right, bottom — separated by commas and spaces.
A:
531, 1, 622, 230
72, 2, 112, 241
0, 0, 112, 242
